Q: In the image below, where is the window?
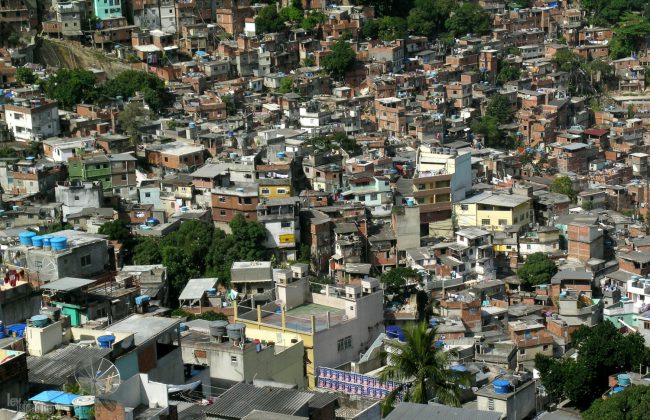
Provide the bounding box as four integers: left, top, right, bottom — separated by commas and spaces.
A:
230, 355, 238, 364
74, 195, 80, 201
519, 348, 526, 355
488, 398, 495, 411
261, 188, 270, 194
145, 192, 151, 198
80, 255, 91, 267
281, 221, 291, 228
121, 174, 127, 181
243, 197, 252, 204
481, 219, 490, 225
277, 188, 287, 194
543, 345, 549, 351
337, 336, 352, 351
461, 204, 468, 210
370, 193, 378, 201
220, 210, 226, 216
219, 196, 226, 203
257, 288, 264, 293
498, 219, 507, 226
34, 260, 43, 269
164, 157, 169, 162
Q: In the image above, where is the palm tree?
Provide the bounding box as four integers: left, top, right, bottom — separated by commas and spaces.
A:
380, 322, 468, 416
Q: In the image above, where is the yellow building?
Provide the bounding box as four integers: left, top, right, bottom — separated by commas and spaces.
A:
234, 266, 384, 388
258, 179, 293, 199
454, 191, 532, 231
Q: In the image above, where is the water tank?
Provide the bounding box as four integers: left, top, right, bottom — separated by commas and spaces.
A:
189, 122, 196, 129
18, 231, 36, 246
611, 386, 625, 394
210, 320, 229, 339
30, 315, 49, 328
135, 295, 150, 306
6, 324, 25, 337
42, 236, 52, 250
50, 237, 68, 251
617, 374, 631, 386
179, 323, 189, 332
276, 151, 286, 158
386, 325, 405, 342
72, 396, 96, 420
31, 235, 45, 248
40, 306, 61, 322
493, 379, 511, 394
226, 323, 246, 343
97, 334, 116, 349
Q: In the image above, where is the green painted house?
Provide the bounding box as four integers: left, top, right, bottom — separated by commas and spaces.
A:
68, 152, 138, 195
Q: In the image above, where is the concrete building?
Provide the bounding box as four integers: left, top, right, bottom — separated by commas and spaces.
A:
257, 197, 301, 260
42, 136, 96, 163
476, 372, 536, 420
179, 319, 306, 388
5, 99, 60, 142
414, 145, 472, 236
235, 276, 384, 388
55, 181, 104, 221
454, 191, 532, 231
231, 261, 274, 298
93, 0, 123, 20
68, 152, 138, 197
2, 230, 110, 285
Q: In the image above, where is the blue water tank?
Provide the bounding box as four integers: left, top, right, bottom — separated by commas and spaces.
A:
189, 122, 196, 129
6, 324, 25, 337
618, 374, 631, 386
493, 379, 511, 394
135, 295, 150, 305
276, 152, 286, 158
31, 236, 44, 248
179, 323, 189, 332
429, 319, 438, 326
18, 231, 36, 246
611, 386, 625, 394
50, 237, 68, 251
30, 315, 49, 328
97, 335, 115, 349
42, 236, 52, 249
386, 325, 405, 342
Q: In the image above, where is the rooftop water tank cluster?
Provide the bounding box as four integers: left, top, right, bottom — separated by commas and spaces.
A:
18, 231, 68, 251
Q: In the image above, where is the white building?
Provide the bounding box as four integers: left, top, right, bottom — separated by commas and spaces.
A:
43, 137, 95, 163
257, 197, 301, 260
299, 102, 332, 135
5, 99, 60, 142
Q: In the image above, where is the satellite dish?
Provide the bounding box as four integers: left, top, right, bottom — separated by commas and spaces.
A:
74, 358, 121, 396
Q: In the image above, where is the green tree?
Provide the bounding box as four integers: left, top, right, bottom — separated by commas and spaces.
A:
98, 219, 132, 242
517, 252, 557, 289
280, 6, 303, 23
381, 267, 420, 293
41, 68, 98, 110
100, 70, 170, 112
584, 386, 650, 420
302, 11, 326, 31
322, 39, 356, 80
133, 237, 163, 265
0, 147, 21, 158
380, 322, 467, 415
15, 67, 36, 85
377, 16, 407, 41
549, 175, 577, 201
445, 3, 491, 37
552, 49, 583, 73
485, 94, 514, 124
118, 102, 152, 146
277, 76, 295, 94
536, 321, 650, 408
223, 94, 237, 116
471, 116, 515, 149
497, 62, 521, 85
407, 0, 455, 38
610, 14, 650, 59
255, 5, 285, 34
361, 19, 379, 39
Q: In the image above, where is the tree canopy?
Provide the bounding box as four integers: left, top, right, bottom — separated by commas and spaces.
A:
98, 220, 132, 242
119, 102, 152, 145
380, 322, 467, 415
485, 94, 514, 125
322, 40, 356, 80
407, 0, 456, 38
610, 14, 650, 59
100, 70, 171, 112
549, 176, 577, 201
583, 385, 650, 420
15, 67, 36, 85
381, 267, 420, 293
40, 68, 98, 110
256, 5, 285, 34
445, 3, 491, 37
376, 16, 407, 41
517, 252, 558, 289
536, 321, 650, 408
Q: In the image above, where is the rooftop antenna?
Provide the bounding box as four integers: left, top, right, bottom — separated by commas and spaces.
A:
74, 358, 121, 396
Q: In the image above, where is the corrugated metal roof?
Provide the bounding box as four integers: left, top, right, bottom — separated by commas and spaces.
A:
385, 402, 501, 420
27, 346, 111, 387
204, 383, 313, 418
41, 277, 95, 292
179, 278, 218, 301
